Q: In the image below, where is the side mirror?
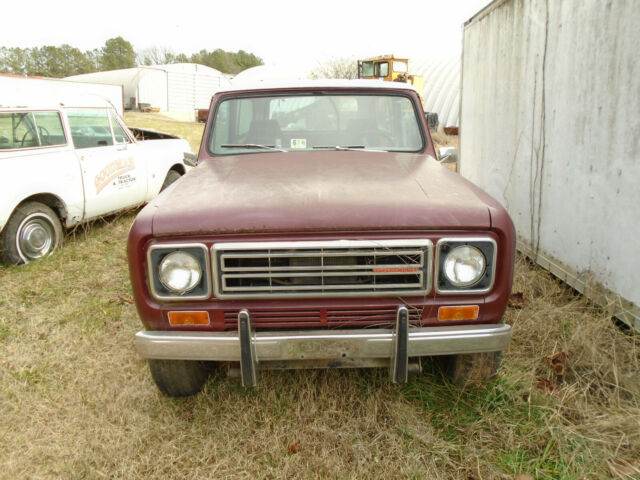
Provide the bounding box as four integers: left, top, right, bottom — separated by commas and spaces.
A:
438, 146, 458, 164
183, 151, 197, 168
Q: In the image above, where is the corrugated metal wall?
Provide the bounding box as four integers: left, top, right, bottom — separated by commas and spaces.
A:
167, 71, 229, 111
412, 57, 460, 127
460, 0, 640, 330
68, 64, 231, 113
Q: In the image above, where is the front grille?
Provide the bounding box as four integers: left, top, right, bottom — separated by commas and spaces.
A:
224, 308, 322, 328
212, 240, 432, 298
223, 306, 424, 329
326, 306, 423, 326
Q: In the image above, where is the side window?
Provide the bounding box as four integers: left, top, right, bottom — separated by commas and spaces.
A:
0, 114, 10, 148
0, 111, 65, 149
33, 112, 66, 146
393, 61, 408, 73
361, 61, 374, 76
109, 112, 130, 144
374, 62, 389, 77
67, 109, 114, 149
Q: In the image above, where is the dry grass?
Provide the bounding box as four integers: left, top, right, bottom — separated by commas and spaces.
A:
0, 119, 638, 479
1, 217, 638, 479
124, 112, 204, 153
431, 131, 459, 150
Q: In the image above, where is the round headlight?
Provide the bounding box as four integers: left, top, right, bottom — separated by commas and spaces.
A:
158, 251, 202, 294
443, 245, 486, 287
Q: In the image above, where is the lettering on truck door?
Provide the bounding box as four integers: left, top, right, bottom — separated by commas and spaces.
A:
68, 108, 146, 219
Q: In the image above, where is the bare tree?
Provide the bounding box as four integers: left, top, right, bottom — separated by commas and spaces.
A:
136, 46, 177, 66
311, 57, 358, 80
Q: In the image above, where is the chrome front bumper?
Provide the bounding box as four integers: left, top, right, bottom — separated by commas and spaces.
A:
136, 307, 510, 386
136, 323, 511, 361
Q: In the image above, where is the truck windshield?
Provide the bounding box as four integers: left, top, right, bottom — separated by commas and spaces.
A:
208, 93, 424, 155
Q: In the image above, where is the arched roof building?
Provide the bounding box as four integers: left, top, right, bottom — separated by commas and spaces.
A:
66, 63, 231, 114
412, 56, 461, 128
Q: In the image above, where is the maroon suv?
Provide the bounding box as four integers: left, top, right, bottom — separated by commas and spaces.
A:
128, 81, 515, 396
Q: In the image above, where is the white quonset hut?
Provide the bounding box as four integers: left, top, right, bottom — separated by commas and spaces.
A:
66, 63, 231, 120
412, 56, 461, 128
459, 0, 640, 330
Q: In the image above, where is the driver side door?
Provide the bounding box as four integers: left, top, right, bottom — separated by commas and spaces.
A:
67, 108, 146, 220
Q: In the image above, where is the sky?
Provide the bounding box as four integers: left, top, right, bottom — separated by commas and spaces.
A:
1, 0, 492, 72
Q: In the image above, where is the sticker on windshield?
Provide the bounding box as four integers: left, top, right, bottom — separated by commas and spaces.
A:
290, 138, 307, 149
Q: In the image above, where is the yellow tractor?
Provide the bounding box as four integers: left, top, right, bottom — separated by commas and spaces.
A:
357, 55, 424, 97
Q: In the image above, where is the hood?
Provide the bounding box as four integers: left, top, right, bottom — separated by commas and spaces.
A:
148, 151, 494, 236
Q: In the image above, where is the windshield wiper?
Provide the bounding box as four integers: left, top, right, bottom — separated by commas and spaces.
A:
312, 145, 387, 152
220, 143, 287, 152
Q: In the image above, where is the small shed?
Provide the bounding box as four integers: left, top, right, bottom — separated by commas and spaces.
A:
66, 63, 231, 118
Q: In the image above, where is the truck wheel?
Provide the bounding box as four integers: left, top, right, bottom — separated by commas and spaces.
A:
148, 359, 209, 397
444, 351, 502, 387
0, 201, 63, 265
160, 170, 182, 192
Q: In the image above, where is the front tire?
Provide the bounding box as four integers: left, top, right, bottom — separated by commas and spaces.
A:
0, 201, 63, 265
443, 351, 502, 388
148, 359, 209, 397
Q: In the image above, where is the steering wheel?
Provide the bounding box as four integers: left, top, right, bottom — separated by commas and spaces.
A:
20, 126, 49, 147
37, 126, 50, 144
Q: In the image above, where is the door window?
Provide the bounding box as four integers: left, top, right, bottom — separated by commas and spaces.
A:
374, 62, 389, 77
67, 110, 114, 149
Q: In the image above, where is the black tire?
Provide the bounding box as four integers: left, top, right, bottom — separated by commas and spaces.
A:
160, 169, 182, 192
0, 201, 63, 265
148, 359, 209, 397
443, 351, 502, 388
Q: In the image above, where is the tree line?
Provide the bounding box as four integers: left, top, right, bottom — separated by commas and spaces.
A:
0, 37, 263, 78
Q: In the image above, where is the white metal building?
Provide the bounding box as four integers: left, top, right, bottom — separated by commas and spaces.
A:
66, 63, 231, 118
412, 56, 461, 128
459, 0, 640, 330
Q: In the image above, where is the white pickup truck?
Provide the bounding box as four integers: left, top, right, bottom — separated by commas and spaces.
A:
0, 96, 193, 264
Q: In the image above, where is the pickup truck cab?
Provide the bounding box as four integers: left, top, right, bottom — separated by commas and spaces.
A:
128, 80, 515, 396
0, 95, 192, 264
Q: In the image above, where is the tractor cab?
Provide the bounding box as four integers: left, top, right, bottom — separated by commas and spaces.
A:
358, 55, 410, 82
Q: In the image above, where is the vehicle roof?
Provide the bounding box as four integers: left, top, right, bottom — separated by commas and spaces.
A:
218, 79, 419, 94
360, 55, 408, 62
0, 91, 116, 111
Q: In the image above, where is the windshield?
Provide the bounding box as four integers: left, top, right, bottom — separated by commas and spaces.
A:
208, 93, 424, 155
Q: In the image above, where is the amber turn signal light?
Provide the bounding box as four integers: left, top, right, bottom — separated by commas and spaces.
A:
437, 305, 479, 322
168, 311, 210, 326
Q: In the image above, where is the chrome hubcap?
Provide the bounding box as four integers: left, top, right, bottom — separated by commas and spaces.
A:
17, 214, 55, 261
